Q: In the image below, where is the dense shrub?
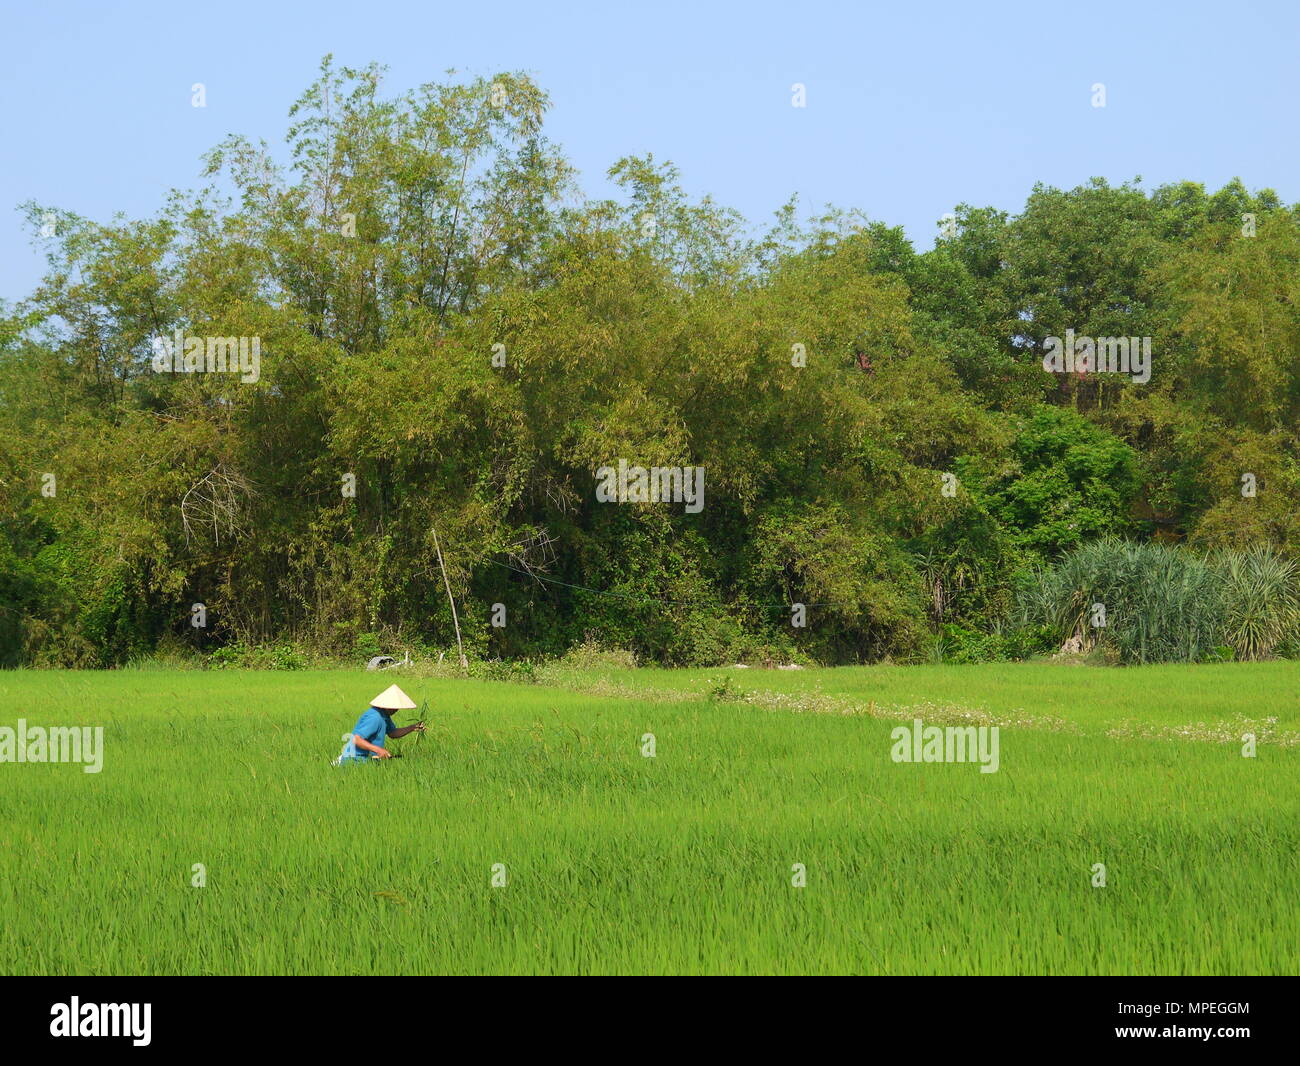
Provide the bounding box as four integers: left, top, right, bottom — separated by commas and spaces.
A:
1211, 545, 1300, 660
1016, 539, 1300, 664
1016, 539, 1224, 664
927, 623, 1057, 663
208, 642, 309, 670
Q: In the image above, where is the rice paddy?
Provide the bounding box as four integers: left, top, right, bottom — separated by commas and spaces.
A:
1, 663, 1296, 975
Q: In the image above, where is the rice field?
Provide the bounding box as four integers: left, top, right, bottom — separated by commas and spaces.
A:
1, 663, 1296, 975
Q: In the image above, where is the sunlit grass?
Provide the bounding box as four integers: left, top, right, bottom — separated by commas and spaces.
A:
1, 665, 1296, 974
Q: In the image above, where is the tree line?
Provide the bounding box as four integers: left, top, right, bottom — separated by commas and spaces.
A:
2, 58, 1297, 667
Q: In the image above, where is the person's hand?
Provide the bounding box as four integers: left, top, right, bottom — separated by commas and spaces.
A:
413, 722, 426, 733
373, 748, 393, 759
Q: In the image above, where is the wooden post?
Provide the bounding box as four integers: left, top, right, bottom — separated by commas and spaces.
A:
431, 523, 467, 672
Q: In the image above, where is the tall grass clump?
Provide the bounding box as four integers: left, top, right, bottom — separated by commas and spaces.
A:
1212, 545, 1300, 660
1016, 539, 1223, 664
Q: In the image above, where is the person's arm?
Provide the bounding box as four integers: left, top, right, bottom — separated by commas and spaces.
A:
387, 723, 425, 740
352, 733, 391, 758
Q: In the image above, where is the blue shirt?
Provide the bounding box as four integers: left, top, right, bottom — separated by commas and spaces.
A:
339, 707, 397, 763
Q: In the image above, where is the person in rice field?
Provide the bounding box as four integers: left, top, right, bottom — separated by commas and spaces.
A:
335, 684, 424, 765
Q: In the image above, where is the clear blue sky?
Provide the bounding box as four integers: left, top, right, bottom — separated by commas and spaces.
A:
2, 0, 1297, 304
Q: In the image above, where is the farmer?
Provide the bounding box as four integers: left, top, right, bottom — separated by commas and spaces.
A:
335, 684, 425, 764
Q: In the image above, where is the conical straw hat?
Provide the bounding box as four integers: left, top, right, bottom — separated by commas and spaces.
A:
370, 684, 417, 711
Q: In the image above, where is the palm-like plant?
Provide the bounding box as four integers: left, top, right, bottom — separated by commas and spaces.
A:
1016, 538, 1223, 664
1213, 545, 1300, 661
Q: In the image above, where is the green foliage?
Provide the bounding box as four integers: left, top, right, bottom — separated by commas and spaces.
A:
973, 407, 1142, 555
927, 623, 1057, 664
209, 641, 309, 670
1017, 539, 1224, 664
471, 658, 539, 684
1020, 539, 1300, 665
351, 632, 384, 661
552, 637, 638, 671
1, 63, 1296, 668
1211, 545, 1300, 661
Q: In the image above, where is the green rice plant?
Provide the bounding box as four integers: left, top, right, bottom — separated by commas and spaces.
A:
1212, 545, 1300, 661
0, 665, 1296, 975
